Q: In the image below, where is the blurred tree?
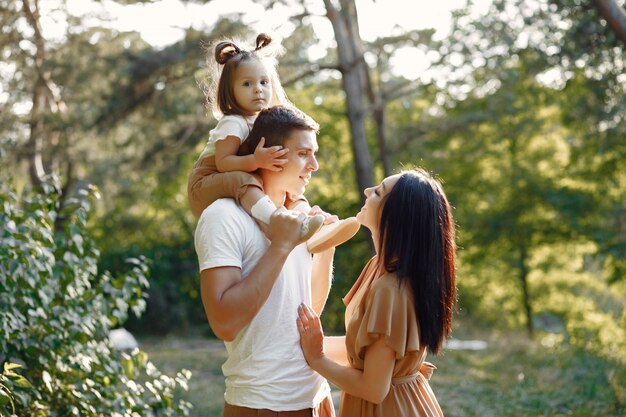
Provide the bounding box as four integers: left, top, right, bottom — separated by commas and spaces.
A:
400, 0, 626, 338
592, 0, 626, 45
544, 0, 626, 282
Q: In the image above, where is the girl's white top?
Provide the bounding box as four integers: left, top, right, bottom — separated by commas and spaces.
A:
197, 114, 257, 161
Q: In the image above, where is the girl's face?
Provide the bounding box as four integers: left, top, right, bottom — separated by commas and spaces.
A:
232, 59, 273, 116
356, 174, 402, 233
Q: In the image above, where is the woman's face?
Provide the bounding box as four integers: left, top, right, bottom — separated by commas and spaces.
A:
356, 173, 402, 233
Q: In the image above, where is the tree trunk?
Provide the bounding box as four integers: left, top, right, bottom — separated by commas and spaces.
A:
323, 0, 375, 201
593, 0, 626, 45
518, 244, 534, 338
22, 0, 67, 189
373, 101, 391, 177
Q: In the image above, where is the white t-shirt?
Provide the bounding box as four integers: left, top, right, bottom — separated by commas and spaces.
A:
197, 114, 256, 161
194, 199, 331, 410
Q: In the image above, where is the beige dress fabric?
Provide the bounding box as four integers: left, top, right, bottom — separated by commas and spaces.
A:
339, 256, 445, 417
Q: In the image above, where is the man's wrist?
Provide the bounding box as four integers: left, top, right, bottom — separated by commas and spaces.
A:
267, 240, 297, 257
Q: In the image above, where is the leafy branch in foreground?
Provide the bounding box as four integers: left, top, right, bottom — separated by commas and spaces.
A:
0, 177, 191, 416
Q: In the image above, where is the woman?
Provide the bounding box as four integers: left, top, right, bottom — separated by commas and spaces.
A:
297, 168, 457, 416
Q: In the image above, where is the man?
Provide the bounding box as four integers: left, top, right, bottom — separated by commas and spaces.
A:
194, 105, 336, 417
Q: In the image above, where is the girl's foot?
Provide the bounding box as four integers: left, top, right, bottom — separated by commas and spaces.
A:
307, 217, 360, 253
300, 214, 325, 241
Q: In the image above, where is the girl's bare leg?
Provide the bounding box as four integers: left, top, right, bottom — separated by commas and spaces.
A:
285, 195, 361, 254
240, 186, 323, 240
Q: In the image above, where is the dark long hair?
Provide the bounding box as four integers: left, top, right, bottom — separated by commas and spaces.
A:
378, 168, 457, 355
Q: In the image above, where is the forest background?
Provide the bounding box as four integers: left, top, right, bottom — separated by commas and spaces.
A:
1, 0, 625, 415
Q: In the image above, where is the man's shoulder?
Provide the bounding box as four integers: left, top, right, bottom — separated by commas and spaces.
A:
195, 199, 256, 245
200, 198, 246, 220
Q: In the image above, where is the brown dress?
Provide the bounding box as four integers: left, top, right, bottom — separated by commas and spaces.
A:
339, 257, 445, 417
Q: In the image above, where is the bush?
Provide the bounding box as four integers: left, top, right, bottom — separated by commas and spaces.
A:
0, 177, 191, 416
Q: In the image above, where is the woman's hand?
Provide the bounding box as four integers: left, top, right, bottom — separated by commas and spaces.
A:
307, 205, 339, 225
296, 303, 325, 368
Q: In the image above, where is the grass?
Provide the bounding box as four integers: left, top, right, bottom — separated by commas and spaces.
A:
139, 333, 228, 416
140, 320, 625, 417
430, 326, 625, 417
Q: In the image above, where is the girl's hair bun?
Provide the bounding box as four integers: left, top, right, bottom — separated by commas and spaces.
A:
255, 33, 272, 51
214, 41, 241, 65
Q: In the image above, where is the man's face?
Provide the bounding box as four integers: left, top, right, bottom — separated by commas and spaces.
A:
265, 129, 319, 198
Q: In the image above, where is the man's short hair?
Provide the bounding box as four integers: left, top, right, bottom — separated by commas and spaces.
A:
238, 105, 319, 156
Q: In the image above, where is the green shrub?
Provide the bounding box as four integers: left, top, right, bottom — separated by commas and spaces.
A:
0, 177, 191, 416
0, 362, 32, 415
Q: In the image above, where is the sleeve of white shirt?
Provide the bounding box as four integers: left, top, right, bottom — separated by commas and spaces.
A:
211, 116, 249, 145
194, 201, 246, 272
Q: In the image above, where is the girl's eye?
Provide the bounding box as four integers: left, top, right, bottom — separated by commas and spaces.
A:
243, 81, 250, 86
374, 188, 380, 196
261, 80, 270, 85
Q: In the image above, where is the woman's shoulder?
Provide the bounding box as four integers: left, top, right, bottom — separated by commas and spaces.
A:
372, 270, 400, 288
369, 271, 409, 299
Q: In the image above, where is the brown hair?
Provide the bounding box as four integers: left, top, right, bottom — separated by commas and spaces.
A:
238, 105, 319, 156
203, 33, 289, 118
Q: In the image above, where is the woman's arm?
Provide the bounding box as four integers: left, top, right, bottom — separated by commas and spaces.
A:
324, 335, 349, 366
215, 136, 287, 172
297, 304, 395, 404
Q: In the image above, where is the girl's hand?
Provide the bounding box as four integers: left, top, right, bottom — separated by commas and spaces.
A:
296, 303, 325, 367
254, 137, 289, 171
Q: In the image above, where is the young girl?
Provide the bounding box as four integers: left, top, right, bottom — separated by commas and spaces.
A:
188, 33, 360, 251
297, 168, 457, 416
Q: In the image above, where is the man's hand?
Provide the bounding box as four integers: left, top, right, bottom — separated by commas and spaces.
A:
254, 137, 289, 171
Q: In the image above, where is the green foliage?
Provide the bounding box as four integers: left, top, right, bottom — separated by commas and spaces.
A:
0, 177, 191, 416
0, 362, 32, 416
2, 1, 625, 388
98, 239, 206, 335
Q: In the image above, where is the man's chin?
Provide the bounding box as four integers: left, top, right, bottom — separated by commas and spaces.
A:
289, 186, 306, 196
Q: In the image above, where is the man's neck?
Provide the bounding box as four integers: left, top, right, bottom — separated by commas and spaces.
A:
264, 186, 287, 208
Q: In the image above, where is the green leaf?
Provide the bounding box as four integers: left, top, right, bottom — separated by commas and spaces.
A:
3, 363, 21, 372
42, 370, 52, 393
11, 376, 32, 389
121, 356, 134, 380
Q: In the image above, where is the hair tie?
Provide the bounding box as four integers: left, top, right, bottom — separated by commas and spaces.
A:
215, 41, 242, 65
255, 33, 272, 51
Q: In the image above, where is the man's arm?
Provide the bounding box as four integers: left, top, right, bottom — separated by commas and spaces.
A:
310, 247, 335, 315
199, 210, 303, 341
